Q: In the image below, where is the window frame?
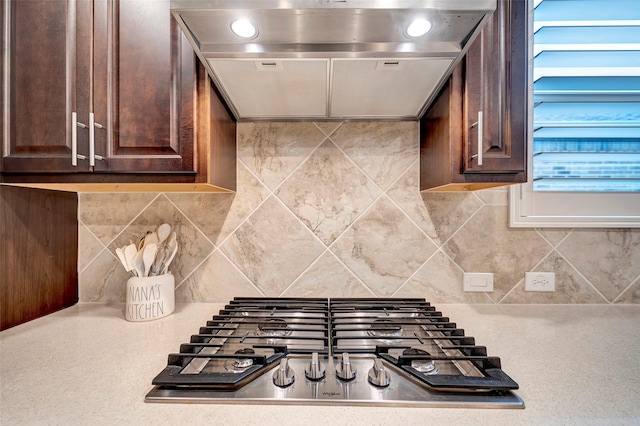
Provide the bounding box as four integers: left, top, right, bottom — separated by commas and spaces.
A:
509, 0, 640, 228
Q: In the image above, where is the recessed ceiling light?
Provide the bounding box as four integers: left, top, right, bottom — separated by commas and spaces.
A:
231, 19, 257, 39
406, 18, 432, 38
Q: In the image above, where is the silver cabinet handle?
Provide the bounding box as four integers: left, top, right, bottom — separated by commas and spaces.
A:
477, 110, 483, 166
72, 112, 88, 166
72, 112, 77, 166
470, 111, 484, 166
89, 112, 105, 166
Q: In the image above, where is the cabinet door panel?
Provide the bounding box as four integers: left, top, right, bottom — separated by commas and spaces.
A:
463, 0, 526, 174
93, 0, 195, 173
2, 0, 89, 173
419, 0, 527, 191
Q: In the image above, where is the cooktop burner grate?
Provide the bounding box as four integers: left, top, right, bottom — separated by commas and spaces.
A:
146, 297, 524, 408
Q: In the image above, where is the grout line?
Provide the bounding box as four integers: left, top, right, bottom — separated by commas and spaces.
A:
197, 243, 266, 297
162, 193, 216, 249
247, 124, 329, 196
277, 249, 329, 296
384, 173, 440, 249
327, 133, 388, 194
323, 190, 387, 253
323, 249, 378, 297
535, 227, 574, 249
612, 273, 639, 304
311, 121, 344, 138
77, 220, 108, 274
553, 249, 611, 304
78, 193, 162, 277
217, 246, 268, 297
497, 278, 522, 304
105, 192, 162, 248
268, 135, 329, 195
391, 247, 442, 297
437, 201, 484, 249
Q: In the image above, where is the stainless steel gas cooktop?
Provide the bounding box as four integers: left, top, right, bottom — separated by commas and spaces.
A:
145, 298, 524, 408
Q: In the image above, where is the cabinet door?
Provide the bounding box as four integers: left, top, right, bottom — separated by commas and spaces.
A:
2, 0, 91, 173
92, 0, 196, 173
463, 0, 527, 174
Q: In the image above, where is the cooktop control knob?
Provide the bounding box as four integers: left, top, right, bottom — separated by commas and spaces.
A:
273, 358, 295, 388
305, 352, 326, 381
335, 352, 357, 381
367, 359, 391, 387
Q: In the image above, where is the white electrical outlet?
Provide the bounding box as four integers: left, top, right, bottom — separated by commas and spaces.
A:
463, 273, 494, 292
524, 272, 556, 292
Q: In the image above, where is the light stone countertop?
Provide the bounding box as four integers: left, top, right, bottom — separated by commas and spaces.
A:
2, 303, 640, 425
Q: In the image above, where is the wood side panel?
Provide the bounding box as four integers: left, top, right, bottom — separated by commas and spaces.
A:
1, 0, 4, 174
197, 62, 237, 190
420, 77, 455, 190
179, 29, 196, 172
507, 0, 528, 173
0, 185, 78, 330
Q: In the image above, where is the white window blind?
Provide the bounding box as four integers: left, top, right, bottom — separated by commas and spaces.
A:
510, 0, 640, 227
532, 0, 640, 192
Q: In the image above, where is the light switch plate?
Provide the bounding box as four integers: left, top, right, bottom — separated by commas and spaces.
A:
463, 272, 494, 292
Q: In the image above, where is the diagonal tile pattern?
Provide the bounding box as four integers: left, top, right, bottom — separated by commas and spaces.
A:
281, 251, 374, 298
443, 204, 552, 301
331, 196, 438, 296
79, 192, 158, 245
557, 229, 640, 302
237, 122, 326, 190
220, 196, 325, 296
331, 121, 418, 190
502, 250, 608, 304
176, 250, 262, 302
276, 139, 381, 245
78, 121, 640, 304
166, 163, 270, 245
400, 251, 493, 303
107, 195, 214, 287
419, 191, 483, 246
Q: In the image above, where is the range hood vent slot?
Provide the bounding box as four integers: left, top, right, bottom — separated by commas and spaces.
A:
256, 61, 283, 71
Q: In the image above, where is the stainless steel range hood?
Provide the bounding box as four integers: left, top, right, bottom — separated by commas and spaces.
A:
170, 0, 496, 121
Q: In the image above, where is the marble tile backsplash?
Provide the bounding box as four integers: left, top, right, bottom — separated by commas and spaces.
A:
78, 122, 640, 304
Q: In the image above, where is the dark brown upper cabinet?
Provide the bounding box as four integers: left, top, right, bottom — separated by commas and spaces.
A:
1, 0, 235, 192
420, 0, 527, 191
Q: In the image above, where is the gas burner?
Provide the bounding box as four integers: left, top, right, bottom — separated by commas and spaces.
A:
403, 348, 438, 375
148, 298, 522, 407
255, 318, 292, 337
367, 319, 403, 337
224, 348, 256, 372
